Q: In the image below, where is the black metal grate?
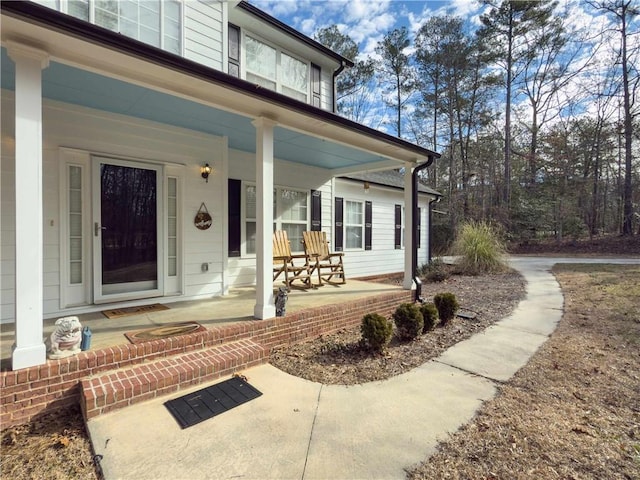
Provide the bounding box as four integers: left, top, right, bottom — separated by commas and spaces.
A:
164, 376, 262, 429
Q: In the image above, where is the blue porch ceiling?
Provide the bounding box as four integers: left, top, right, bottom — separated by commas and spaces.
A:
1, 48, 388, 170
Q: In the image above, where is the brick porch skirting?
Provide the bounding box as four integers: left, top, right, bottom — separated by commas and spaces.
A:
1, 290, 412, 428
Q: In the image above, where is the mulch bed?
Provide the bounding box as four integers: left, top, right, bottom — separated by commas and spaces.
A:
270, 269, 526, 385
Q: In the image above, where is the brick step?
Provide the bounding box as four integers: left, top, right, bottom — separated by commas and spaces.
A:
80, 338, 268, 420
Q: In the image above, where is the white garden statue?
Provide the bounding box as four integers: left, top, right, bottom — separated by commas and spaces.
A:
47, 316, 82, 359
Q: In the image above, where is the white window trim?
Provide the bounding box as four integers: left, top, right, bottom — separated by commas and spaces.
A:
344, 199, 364, 251
241, 32, 310, 103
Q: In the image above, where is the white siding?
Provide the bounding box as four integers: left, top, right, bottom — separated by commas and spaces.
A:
184, 0, 224, 70
333, 179, 431, 279
0, 118, 16, 323
1, 91, 227, 322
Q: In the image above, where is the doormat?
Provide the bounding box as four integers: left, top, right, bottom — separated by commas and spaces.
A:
124, 321, 206, 344
102, 303, 169, 319
165, 376, 263, 429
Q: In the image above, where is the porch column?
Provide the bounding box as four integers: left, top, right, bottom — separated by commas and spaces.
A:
252, 117, 277, 319
7, 42, 50, 370
403, 164, 414, 290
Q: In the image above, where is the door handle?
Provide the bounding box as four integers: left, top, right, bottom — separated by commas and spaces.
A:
94, 222, 107, 236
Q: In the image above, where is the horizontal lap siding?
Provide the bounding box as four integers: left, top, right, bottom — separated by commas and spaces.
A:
334, 180, 432, 279
1, 93, 227, 321
184, 1, 224, 70
0, 140, 15, 323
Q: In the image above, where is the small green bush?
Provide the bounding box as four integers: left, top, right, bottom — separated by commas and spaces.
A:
392, 303, 424, 341
452, 221, 507, 275
360, 313, 393, 352
420, 303, 439, 333
433, 292, 459, 326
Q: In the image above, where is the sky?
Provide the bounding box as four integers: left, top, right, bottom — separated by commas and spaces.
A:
251, 0, 486, 57
249, 1, 637, 121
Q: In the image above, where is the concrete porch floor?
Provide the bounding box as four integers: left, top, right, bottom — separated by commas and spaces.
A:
0, 279, 404, 368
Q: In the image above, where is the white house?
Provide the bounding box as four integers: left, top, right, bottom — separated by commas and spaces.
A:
0, 0, 440, 370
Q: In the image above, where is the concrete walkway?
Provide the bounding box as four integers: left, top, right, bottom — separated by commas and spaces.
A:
87, 256, 640, 480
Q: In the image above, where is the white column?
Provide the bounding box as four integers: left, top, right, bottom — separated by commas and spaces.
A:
252, 118, 277, 319
403, 164, 414, 290
7, 42, 50, 370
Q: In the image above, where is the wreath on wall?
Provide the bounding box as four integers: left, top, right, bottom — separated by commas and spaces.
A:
194, 203, 212, 230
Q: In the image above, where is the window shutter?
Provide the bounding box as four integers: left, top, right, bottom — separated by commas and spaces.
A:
311, 189, 321, 231
364, 200, 372, 250
228, 24, 240, 78
334, 197, 343, 251
228, 179, 241, 257
394, 204, 402, 249
311, 64, 321, 108
417, 207, 422, 248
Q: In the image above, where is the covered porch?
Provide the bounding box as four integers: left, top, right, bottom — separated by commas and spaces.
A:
0, 277, 404, 369
1, 2, 438, 373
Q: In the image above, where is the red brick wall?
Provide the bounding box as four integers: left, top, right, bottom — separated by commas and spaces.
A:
1, 290, 412, 428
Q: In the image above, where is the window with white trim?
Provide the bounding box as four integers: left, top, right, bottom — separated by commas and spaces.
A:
245, 35, 308, 102
243, 184, 309, 255
345, 200, 364, 249
60, 0, 182, 55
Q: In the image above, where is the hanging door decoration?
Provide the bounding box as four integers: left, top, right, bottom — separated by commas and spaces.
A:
194, 203, 212, 230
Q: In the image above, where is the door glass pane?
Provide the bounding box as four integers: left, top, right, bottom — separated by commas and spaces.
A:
100, 164, 157, 286
69, 166, 83, 284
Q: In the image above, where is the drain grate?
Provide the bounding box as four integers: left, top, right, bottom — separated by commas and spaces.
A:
164, 376, 262, 429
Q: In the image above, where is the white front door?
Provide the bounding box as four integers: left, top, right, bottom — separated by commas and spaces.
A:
92, 157, 164, 303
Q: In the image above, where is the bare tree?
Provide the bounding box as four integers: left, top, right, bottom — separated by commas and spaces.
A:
586, 0, 638, 235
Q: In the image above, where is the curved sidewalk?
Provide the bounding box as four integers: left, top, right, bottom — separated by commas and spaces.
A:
87, 256, 640, 480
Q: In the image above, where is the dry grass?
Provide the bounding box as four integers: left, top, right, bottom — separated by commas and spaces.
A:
408, 264, 640, 480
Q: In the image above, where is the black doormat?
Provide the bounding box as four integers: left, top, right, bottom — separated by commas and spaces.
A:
164, 376, 262, 429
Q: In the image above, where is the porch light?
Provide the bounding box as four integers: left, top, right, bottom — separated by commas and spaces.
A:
201, 163, 212, 182
363, 181, 370, 193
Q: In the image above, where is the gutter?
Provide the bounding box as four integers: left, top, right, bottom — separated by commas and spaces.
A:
412, 155, 437, 302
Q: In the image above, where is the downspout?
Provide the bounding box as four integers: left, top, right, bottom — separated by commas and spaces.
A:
332, 60, 347, 113
412, 155, 436, 302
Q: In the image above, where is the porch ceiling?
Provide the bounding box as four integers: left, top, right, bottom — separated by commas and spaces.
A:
1, 48, 386, 171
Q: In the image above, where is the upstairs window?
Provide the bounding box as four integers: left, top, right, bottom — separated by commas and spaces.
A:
245, 35, 308, 103
60, 0, 182, 55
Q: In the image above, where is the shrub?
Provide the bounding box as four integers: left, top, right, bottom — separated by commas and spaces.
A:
392, 303, 424, 341
452, 221, 507, 275
433, 292, 459, 326
360, 313, 393, 352
420, 258, 450, 283
420, 303, 439, 333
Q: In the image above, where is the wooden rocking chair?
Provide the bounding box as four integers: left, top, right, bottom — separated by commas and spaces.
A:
273, 230, 313, 290
302, 230, 346, 286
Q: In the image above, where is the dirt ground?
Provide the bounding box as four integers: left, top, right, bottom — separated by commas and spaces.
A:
1, 259, 639, 479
